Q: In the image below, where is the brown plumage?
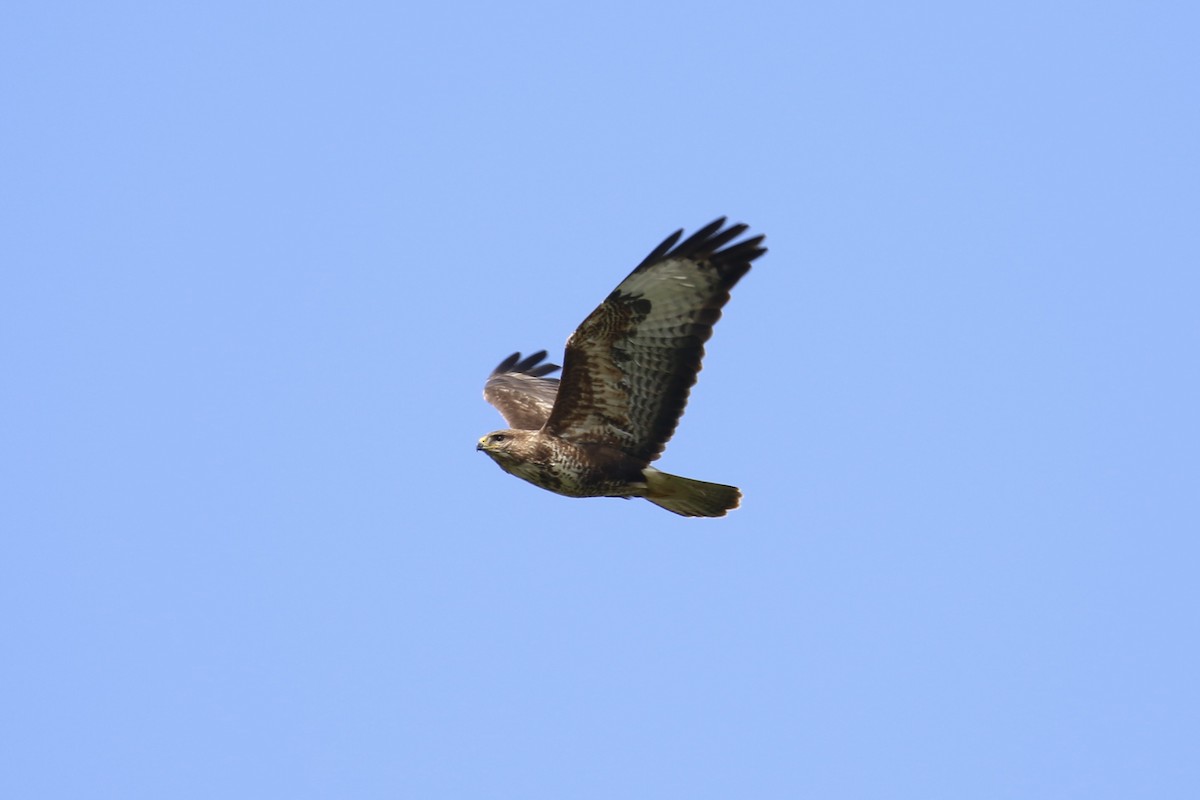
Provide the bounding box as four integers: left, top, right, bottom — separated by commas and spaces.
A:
477, 218, 766, 517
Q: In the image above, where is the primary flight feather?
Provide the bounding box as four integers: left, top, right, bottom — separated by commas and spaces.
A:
477, 218, 766, 517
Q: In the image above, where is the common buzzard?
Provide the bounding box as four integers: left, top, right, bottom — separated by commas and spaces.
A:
477, 218, 766, 517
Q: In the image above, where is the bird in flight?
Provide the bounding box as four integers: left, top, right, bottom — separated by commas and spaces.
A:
477, 218, 766, 517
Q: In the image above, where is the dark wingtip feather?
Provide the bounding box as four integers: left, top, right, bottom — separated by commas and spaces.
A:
679, 217, 734, 252
492, 352, 521, 375
669, 220, 767, 285
640, 228, 685, 267
635, 218, 766, 275
492, 350, 560, 378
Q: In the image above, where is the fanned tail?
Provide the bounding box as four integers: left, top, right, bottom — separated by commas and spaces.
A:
643, 468, 741, 518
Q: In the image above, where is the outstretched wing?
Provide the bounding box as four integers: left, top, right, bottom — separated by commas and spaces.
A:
544, 218, 765, 463
483, 351, 561, 430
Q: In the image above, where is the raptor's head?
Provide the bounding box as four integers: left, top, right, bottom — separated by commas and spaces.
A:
479, 429, 548, 485
477, 429, 524, 466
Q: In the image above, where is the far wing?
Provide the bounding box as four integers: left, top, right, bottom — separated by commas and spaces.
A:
483, 351, 561, 430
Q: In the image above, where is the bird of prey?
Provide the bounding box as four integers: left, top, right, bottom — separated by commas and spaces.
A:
477, 218, 766, 517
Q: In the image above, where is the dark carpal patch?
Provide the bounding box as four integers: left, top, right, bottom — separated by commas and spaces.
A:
628, 296, 653, 318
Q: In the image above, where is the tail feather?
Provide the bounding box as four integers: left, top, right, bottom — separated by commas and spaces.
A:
643, 468, 741, 518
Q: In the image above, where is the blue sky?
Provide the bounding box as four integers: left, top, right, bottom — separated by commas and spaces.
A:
3, 1, 1198, 797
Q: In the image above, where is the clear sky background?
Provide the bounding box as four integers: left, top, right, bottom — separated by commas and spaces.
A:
3, 1, 1198, 797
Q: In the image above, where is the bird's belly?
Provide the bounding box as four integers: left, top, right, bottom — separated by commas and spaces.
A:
506, 458, 644, 499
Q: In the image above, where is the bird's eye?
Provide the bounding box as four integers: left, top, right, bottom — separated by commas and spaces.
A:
491, 433, 507, 443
